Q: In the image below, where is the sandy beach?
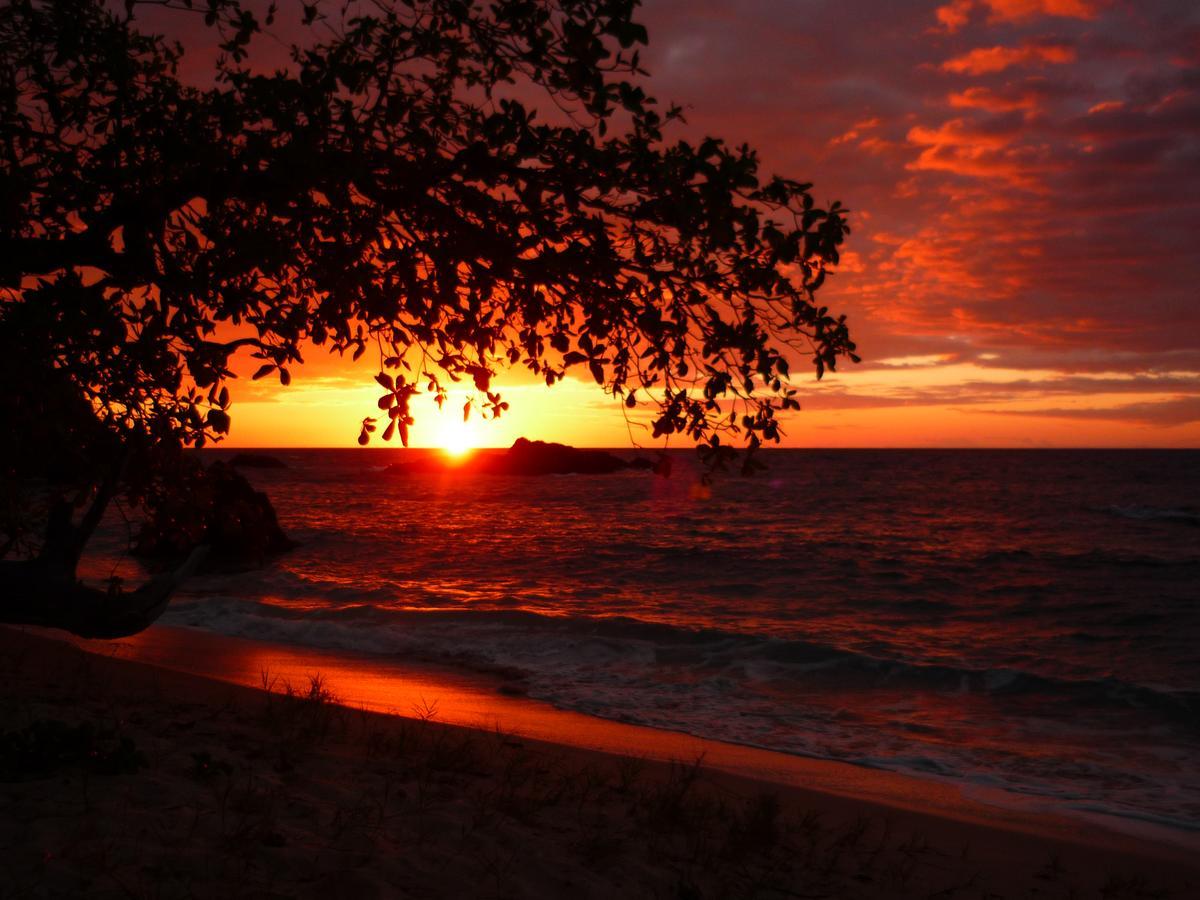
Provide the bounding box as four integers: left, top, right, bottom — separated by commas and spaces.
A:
1, 625, 1196, 899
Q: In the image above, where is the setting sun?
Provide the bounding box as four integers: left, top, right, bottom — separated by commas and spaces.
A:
435, 416, 477, 457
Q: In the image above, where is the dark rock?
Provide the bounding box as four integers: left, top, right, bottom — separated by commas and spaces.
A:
385, 438, 651, 477
135, 461, 297, 564
229, 452, 287, 469
493, 438, 632, 475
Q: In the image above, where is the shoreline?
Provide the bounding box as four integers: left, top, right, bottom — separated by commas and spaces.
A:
51, 623, 1200, 855
0, 625, 1193, 893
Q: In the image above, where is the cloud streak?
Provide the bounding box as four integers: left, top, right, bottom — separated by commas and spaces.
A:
941, 40, 1076, 74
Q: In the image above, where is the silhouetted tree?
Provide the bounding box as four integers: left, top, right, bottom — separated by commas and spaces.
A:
0, 0, 854, 636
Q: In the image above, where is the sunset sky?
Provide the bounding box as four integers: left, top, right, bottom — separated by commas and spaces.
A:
225, 0, 1200, 449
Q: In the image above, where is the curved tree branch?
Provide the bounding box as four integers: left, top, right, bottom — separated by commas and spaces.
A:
0, 545, 207, 639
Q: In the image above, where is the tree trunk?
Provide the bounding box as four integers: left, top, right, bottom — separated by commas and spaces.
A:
1, 449, 206, 639
0, 547, 207, 639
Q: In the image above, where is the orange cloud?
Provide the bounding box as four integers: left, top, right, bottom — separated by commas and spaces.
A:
982, 0, 1103, 24
935, 0, 1102, 33
948, 86, 1043, 113
904, 117, 1046, 186
942, 41, 1076, 74
936, 0, 974, 32
908, 118, 1017, 151
828, 117, 882, 146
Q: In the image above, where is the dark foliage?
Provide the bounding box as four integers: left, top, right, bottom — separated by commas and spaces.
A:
0, 0, 853, 634
2, 0, 853, 460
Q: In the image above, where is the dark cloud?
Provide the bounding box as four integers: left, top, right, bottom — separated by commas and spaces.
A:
982, 397, 1200, 426
805, 372, 1200, 408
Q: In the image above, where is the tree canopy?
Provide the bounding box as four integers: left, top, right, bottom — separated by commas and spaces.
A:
2, 0, 853, 456
0, 0, 854, 635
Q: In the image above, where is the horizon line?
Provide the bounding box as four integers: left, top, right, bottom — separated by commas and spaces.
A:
201, 444, 1200, 451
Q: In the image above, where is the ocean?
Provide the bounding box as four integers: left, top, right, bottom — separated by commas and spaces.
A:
90, 448, 1200, 834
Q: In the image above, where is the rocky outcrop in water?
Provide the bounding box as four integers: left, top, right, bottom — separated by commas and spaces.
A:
135, 462, 297, 564
494, 438, 638, 475
229, 453, 287, 469
387, 438, 655, 476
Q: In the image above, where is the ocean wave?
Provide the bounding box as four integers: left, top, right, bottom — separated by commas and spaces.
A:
162, 598, 1200, 727
1104, 505, 1200, 526
976, 546, 1200, 569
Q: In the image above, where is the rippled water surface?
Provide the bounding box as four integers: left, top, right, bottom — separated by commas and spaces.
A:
104, 448, 1200, 831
